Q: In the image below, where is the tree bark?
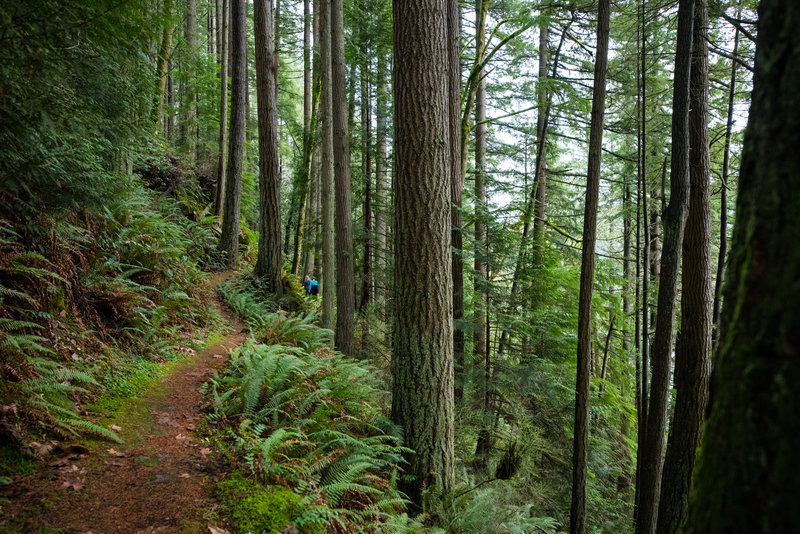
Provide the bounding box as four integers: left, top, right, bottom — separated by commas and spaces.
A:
473, 0, 489, 401
656, 1, 711, 531
392, 0, 455, 508
217, 0, 246, 266
570, 0, 610, 531
331, 0, 355, 357
360, 51, 372, 313
685, 0, 800, 530
214, 0, 228, 217
375, 39, 389, 310
183, 0, 198, 161
320, 0, 335, 331
532, 14, 550, 244
711, 4, 740, 354
253, 0, 283, 296
635, 0, 694, 531
447, 0, 465, 402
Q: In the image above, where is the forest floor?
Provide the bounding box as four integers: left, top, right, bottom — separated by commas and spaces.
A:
0, 275, 246, 534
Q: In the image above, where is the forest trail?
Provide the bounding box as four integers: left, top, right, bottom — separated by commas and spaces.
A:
1, 274, 247, 534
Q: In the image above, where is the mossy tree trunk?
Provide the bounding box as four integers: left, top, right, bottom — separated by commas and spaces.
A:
683, 0, 800, 531
217, 0, 246, 266
253, 0, 282, 296
331, 0, 355, 357
392, 0, 455, 508
320, 0, 335, 331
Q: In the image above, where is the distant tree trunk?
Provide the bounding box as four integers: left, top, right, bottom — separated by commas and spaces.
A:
656, 1, 711, 531
184, 0, 198, 161
473, 0, 489, 400
291, 0, 313, 276
208, 0, 215, 56
253, 0, 282, 295
392, 0, 455, 508
684, 1, 800, 530
331, 0, 355, 357
712, 6, 740, 353
635, 0, 694, 531
154, 0, 174, 132
214, 0, 228, 217
217, 0, 246, 266
320, 0, 335, 331
532, 14, 549, 244
360, 54, 372, 313
448, 0, 465, 402
375, 43, 388, 309
569, 0, 610, 531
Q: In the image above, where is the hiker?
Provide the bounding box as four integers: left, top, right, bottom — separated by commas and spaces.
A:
302, 275, 311, 294
308, 277, 319, 297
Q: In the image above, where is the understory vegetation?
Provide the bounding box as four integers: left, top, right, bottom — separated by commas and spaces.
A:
0, 152, 222, 468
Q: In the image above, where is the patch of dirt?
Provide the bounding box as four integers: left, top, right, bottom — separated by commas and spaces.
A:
0, 276, 247, 534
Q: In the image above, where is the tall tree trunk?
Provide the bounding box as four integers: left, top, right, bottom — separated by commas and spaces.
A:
184, 0, 198, 161
375, 41, 389, 310
635, 0, 694, 531
253, 0, 282, 296
392, 0, 455, 508
214, 0, 229, 217
448, 0, 465, 402
656, 1, 711, 531
154, 0, 174, 132
217, 0, 246, 266
634, 0, 649, 517
532, 14, 550, 244
684, 0, 800, 530
291, 0, 313, 276
331, 0, 355, 357
320, 0, 335, 331
473, 0, 489, 401
360, 50, 372, 312
712, 5, 740, 353
570, 0, 610, 531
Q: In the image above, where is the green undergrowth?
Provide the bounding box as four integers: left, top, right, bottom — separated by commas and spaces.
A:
212, 280, 414, 532
0, 151, 224, 470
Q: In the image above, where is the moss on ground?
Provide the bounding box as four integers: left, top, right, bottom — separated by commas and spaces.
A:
216, 472, 325, 534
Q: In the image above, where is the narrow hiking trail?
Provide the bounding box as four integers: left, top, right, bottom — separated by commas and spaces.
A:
1, 278, 247, 534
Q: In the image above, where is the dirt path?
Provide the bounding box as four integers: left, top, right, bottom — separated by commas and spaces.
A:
1, 279, 246, 534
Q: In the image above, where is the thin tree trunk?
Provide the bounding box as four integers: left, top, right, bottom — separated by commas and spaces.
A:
473, 0, 489, 401
184, 0, 198, 161
253, 0, 282, 296
291, 0, 313, 276
360, 56, 373, 313
392, 0, 455, 508
656, 0, 711, 530
214, 0, 229, 217
217, 0, 246, 266
331, 0, 355, 357
154, 0, 174, 132
375, 41, 388, 309
320, 0, 335, 331
635, 0, 694, 531
448, 0, 465, 402
532, 14, 550, 243
570, 0, 610, 531
712, 4, 740, 353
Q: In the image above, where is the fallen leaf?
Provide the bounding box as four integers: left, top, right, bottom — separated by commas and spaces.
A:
61, 477, 85, 491
212, 354, 223, 359
109, 424, 122, 432
1, 404, 18, 416
48, 458, 70, 467
179, 473, 190, 478
208, 526, 230, 534
199, 448, 212, 456
175, 433, 186, 440
107, 448, 126, 457
186, 424, 196, 430
71, 353, 82, 361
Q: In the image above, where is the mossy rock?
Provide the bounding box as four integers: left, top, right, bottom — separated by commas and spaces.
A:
217, 473, 325, 534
